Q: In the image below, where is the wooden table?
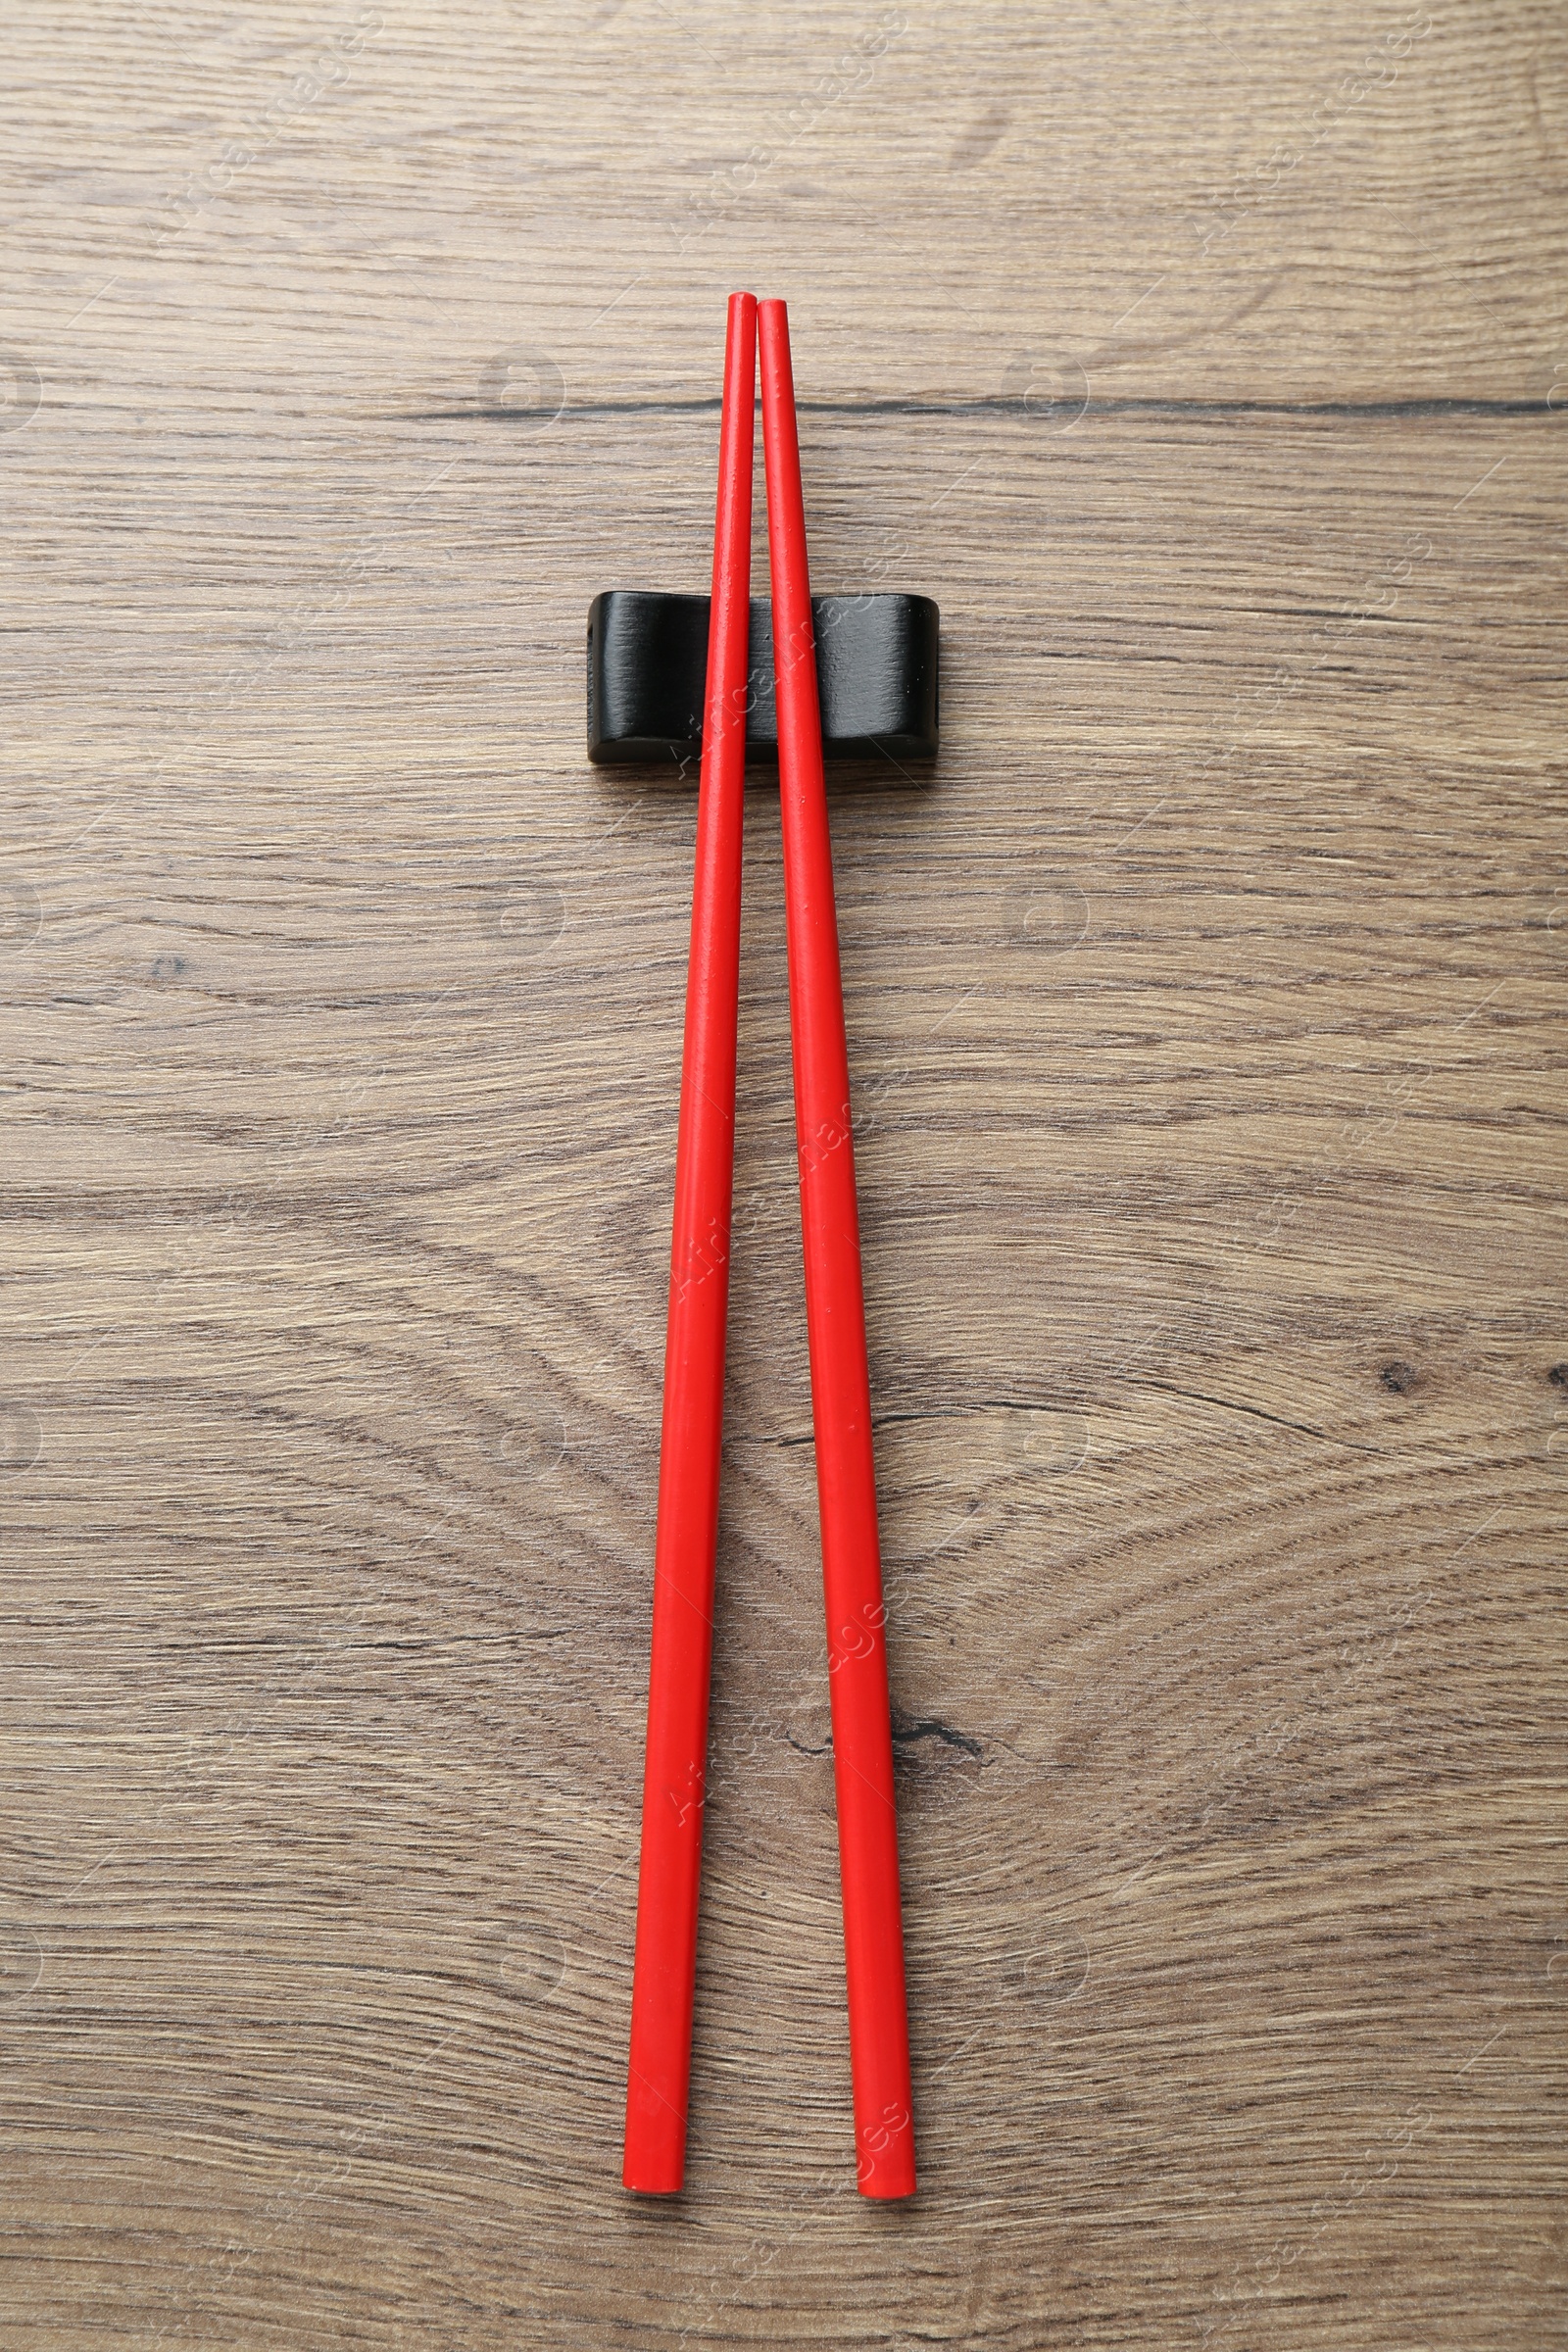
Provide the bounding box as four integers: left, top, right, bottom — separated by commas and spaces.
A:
5, 4, 1563, 2344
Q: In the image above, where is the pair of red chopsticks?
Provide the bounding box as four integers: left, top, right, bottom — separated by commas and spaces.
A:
622, 295, 915, 2202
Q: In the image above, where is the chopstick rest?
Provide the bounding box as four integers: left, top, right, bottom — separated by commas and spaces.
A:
586, 588, 939, 766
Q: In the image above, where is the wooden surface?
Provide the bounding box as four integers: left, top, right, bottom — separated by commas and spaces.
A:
4, 3, 1565, 2345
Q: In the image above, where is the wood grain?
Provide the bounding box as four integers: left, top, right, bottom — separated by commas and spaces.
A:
2, 2, 1564, 2345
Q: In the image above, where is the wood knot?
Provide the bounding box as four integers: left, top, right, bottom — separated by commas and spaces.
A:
1380, 1360, 1419, 1395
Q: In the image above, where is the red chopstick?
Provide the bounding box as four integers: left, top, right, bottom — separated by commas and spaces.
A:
623, 290, 757, 2197
758, 296, 916, 2200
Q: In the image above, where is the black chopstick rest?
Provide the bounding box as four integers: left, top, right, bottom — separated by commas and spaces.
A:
586, 589, 939, 767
